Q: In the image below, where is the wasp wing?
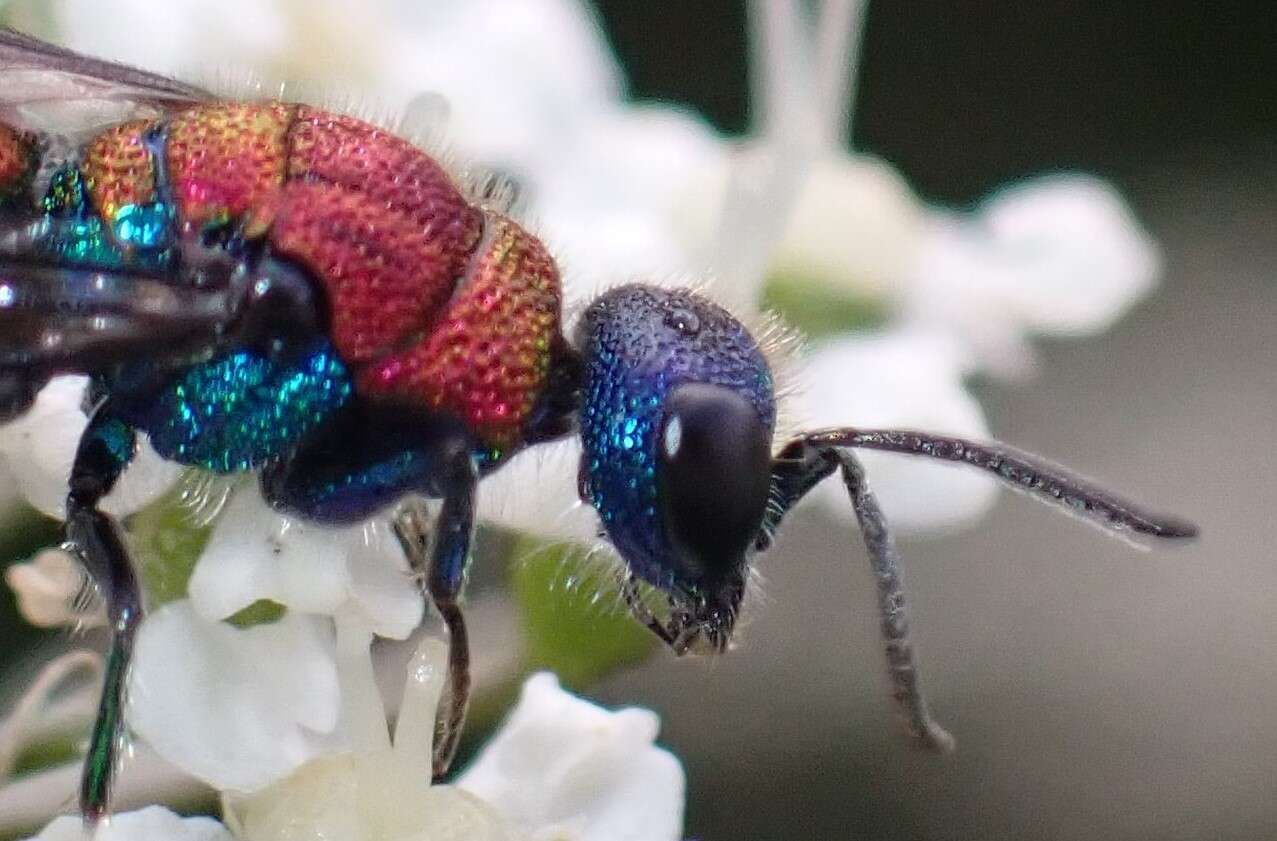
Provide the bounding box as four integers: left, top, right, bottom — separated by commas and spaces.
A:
0, 26, 210, 137
0, 29, 231, 401
0, 258, 239, 371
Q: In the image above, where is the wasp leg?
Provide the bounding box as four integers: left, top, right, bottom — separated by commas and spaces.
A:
620, 573, 680, 650
64, 408, 140, 824
392, 443, 477, 779
261, 407, 478, 777
759, 439, 954, 753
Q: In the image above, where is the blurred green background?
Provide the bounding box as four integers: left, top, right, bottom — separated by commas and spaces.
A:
2, 2, 1275, 839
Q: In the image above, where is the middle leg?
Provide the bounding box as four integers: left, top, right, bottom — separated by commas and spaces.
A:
392, 440, 478, 778
260, 405, 480, 778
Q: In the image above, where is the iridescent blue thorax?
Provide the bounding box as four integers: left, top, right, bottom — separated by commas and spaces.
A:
37, 165, 175, 270
576, 285, 775, 591
34, 163, 355, 476
114, 342, 353, 473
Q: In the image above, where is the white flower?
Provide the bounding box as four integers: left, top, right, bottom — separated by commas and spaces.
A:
217, 635, 684, 841
128, 602, 341, 792
457, 673, 684, 841
2, 548, 103, 629
904, 174, 1162, 378
0, 376, 179, 519
795, 330, 998, 532
188, 487, 423, 640
24, 805, 234, 841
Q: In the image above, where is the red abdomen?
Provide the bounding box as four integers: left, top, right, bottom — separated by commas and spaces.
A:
82, 102, 563, 450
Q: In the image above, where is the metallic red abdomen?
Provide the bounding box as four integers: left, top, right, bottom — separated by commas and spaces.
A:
80, 102, 562, 449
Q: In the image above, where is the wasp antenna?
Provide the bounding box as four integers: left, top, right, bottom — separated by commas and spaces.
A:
800, 428, 1198, 541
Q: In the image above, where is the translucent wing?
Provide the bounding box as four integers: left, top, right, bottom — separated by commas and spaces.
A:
0, 26, 210, 136
0, 29, 227, 415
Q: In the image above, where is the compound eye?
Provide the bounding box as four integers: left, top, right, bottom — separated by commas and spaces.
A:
657, 383, 772, 583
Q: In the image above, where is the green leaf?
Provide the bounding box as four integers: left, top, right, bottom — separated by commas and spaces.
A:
761, 272, 889, 339
460, 537, 656, 763
510, 538, 655, 688
126, 483, 214, 607
226, 599, 286, 627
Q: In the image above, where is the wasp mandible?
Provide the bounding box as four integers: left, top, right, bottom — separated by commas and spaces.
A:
0, 27, 1197, 825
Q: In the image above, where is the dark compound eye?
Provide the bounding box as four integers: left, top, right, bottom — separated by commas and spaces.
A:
664, 306, 701, 335
656, 382, 772, 583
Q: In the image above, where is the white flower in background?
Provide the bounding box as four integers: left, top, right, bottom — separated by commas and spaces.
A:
795, 330, 997, 533
0, 0, 1163, 537
3, 547, 104, 629
904, 174, 1162, 379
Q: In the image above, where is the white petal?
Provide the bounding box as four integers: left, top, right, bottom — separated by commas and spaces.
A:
386, 0, 624, 172
188, 490, 422, 639
345, 530, 426, 641
768, 152, 924, 300
458, 673, 685, 841
794, 332, 999, 534
24, 806, 233, 841
32, 0, 288, 79
129, 601, 341, 792
2, 548, 102, 629
103, 440, 185, 520
188, 488, 351, 621
0, 377, 91, 518
479, 439, 600, 545
979, 174, 1161, 334
905, 175, 1160, 378
539, 105, 724, 298
0, 377, 179, 519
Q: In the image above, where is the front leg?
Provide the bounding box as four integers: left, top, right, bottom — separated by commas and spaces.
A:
835, 449, 955, 752
761, 439, 954, 753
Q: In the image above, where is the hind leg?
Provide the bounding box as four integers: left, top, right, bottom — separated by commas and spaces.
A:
63, 407, 139, 824
392, 448, 476, 779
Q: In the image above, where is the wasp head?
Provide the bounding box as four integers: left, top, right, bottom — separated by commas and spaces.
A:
575, 285, 775, 653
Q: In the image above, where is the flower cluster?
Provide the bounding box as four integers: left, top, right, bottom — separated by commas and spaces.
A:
0, 0, 1165, 838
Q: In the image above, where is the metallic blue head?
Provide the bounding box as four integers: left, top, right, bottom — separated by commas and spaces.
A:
576, 284, 776, 647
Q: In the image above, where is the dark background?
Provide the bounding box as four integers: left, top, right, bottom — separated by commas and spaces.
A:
588, 3, 1277, 840
594, 1, 1276, 203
